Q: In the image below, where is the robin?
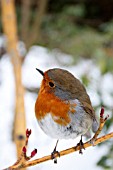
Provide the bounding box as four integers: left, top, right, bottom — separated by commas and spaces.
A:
35, 68, 98, 157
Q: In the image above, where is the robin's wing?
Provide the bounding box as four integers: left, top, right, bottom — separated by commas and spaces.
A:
69, 98, 98, 133
81, 101, 95, 119
81, 101, 99, 133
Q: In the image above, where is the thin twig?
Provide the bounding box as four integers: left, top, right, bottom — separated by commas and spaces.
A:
21, 0, 32, 43
28, 0, 48, 47
90, 107, 109, 144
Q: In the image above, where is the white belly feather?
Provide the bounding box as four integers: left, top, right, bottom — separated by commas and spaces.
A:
38, 99, 93, 139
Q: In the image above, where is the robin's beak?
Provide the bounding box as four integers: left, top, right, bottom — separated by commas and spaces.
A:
36, 68, 44, 76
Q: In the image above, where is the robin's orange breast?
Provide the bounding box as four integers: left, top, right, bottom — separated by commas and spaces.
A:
35, 88, 72, 126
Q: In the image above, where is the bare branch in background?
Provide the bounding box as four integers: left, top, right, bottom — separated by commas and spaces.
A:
20, 0, 32, 45
27, 0, 48, 48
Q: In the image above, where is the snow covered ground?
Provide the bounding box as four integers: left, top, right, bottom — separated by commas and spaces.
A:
0, 45, 113, 170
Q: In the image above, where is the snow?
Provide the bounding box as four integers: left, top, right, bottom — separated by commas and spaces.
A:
0, 45, 113, 170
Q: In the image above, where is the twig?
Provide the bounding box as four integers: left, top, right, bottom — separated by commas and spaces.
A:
28, 0, 48, 48
90, 107, 109, 144
3, 108, 113, 169
5, 129, 37, 170
21, 0, 32, 44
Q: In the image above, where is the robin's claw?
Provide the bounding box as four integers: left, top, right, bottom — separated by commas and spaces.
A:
77, 136, 85, 154
51, 149, 60, 164
51, 140, 60, 163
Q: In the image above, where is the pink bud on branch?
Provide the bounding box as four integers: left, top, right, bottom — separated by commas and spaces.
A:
100, 107, 104, 118
104, 115, 109, 121
22, 146, 27, 153
26, 129, 32, 138
31, 149, 37, 158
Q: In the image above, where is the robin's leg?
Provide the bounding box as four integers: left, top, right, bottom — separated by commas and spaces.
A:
51, 140, 60, 163
77, 135, 85, 154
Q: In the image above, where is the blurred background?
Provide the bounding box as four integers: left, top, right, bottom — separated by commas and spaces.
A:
0, 0, 113, 170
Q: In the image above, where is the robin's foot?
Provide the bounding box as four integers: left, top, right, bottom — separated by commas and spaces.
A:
51, 149, 60, 163
51, 140, 60, 163
77, 136, 85, 154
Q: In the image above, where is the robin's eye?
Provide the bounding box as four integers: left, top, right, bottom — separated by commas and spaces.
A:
49, 82, 55, 88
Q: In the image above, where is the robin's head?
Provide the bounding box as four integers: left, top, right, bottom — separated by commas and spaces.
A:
36, 68, 85, 100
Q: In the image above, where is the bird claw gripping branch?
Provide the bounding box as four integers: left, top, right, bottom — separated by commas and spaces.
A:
51, 150, 60, 164
77, 136, 85, 154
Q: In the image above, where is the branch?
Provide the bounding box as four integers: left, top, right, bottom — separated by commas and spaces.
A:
20, 0, 32, 44
27, 0, 48, 48
3, 108, 113, 170
23, 133, 113, 168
